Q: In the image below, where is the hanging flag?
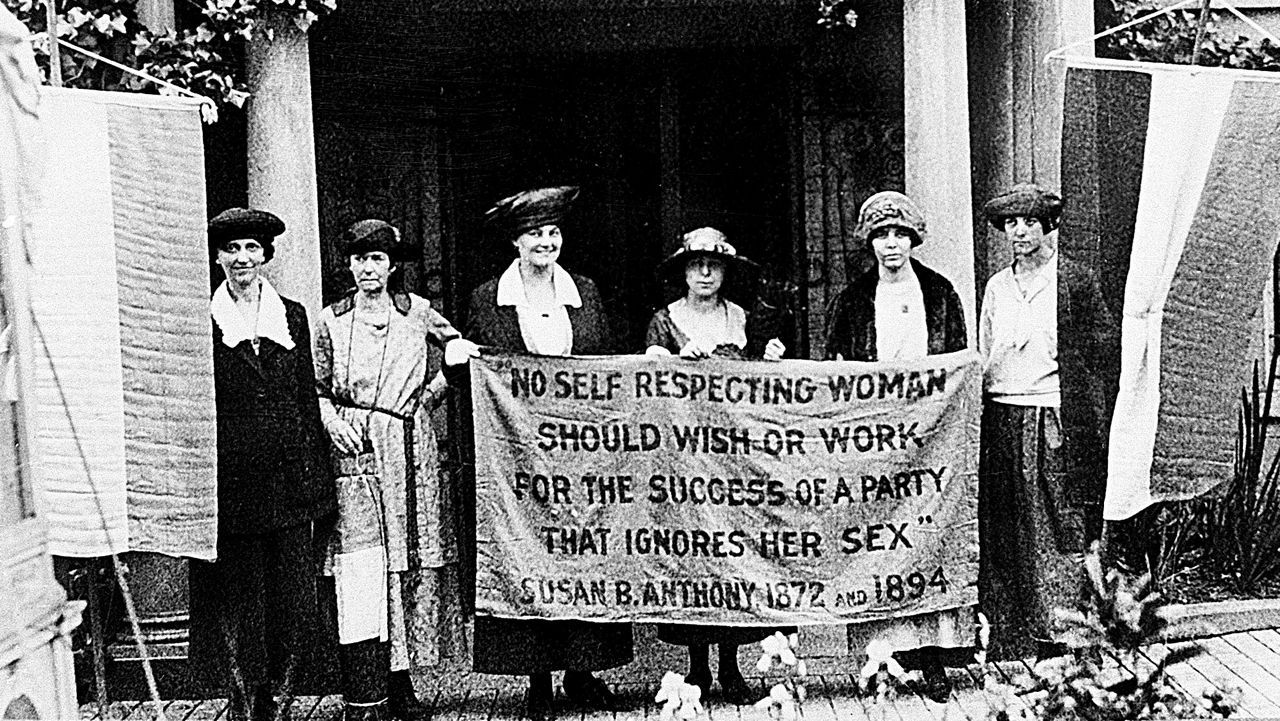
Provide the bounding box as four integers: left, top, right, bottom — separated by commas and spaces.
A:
30, 88, 217, 559
1058, 60, 1280, 521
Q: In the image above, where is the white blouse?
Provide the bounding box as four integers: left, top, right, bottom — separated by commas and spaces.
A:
874, 275, 928, 361
495, 259, 582, 357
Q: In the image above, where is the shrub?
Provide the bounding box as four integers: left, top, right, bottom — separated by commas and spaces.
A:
1203, 359, 1280, 595
978, 544, 1240, 720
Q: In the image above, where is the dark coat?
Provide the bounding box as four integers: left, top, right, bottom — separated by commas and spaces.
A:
466, 272, 617, 354
212, 297, 335, 533
822, 259, 968, 361
464, 268, 633, 675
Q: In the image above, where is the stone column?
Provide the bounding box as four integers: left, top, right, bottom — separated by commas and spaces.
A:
904, 0, 977, 337
967, 0, 1093, 286
246, 9, 322, 315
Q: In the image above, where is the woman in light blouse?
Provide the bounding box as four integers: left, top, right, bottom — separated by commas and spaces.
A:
977, 183, 1083, 661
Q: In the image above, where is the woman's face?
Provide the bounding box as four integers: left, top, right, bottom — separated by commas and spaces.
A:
216, 238, 265, 290
1002, 215, 1048, 259
870, 226, 914, 271
513, 224, 562, 269
349, 251, 395, 294
684, 256, 725, 299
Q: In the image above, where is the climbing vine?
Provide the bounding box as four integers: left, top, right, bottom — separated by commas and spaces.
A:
1, 0, 335, 120
1097, 0, 1280, 70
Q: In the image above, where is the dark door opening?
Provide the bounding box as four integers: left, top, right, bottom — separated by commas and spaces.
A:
440, 49, 798, 351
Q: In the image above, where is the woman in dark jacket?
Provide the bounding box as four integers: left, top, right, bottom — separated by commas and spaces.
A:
190, 207, 336, 721
644, 226, 785, 705
823, 192, 967, 362
466, 186, 631, 721
822, 191, 969, 703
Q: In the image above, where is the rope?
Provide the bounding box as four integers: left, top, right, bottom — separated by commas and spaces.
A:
32, 316, 168, 721
53, 37, 215, 111
1046, 0, 1280, 65
1044, 0, 1200, 61
1220, 2, 1280, 47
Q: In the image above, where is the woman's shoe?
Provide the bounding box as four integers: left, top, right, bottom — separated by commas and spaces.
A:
344, 699, 390, 721
914, 663, 952, 704
526, 673, 554, 721
718, 673, 759, 706
388, 671, 429, 721
683, 668, 712, 700
562, 671, 621, 711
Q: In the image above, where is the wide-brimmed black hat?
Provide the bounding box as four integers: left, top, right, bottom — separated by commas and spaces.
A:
657, 227, 758, 283
484, 186, 580, 237
208, 207, 285, 261
341, 219, 419, 261
982, 183, 1063, 231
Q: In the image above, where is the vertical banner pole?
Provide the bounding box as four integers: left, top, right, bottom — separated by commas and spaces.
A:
1190, 0, 1213, 65
45, 0, 62, 86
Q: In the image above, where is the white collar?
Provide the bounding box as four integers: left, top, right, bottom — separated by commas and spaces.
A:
495, 259, 582, 308
211, 277, 295, 350
1011, 251, 1057, 300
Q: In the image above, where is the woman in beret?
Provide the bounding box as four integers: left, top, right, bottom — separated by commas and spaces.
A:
822, 191, 969, 702
977, 183, 1083, 660
645, 226, 784, 705
190, 207, 335, 721
466, 186, 631, 721
314, 220, 479, 721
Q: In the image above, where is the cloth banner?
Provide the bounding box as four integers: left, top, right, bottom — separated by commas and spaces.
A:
471, 350, 980, 625
30, 88, 217, 559
1059, 62, 1280, 522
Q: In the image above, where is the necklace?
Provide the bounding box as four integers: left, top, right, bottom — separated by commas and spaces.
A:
342, 302, 394, 443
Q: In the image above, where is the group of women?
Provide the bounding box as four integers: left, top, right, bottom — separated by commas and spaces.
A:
194, 180, 1086, 721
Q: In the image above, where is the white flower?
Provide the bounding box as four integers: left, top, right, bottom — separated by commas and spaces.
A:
656, 672, 703, 721
655, 672, 685, 704
860, 639, 906, 679
757, 631, 798, 672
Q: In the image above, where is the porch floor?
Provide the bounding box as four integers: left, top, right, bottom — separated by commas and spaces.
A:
79, 629, 1280, 720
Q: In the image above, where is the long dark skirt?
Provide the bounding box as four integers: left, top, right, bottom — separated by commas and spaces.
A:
471, 617, 633, 675
656, 624, 780, 648
189, 522, 325, 693
979, 402, 1087, 659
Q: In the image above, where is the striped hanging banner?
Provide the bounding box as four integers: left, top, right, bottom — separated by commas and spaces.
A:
30, 88, 217, 559
1059, 60, 1280, 522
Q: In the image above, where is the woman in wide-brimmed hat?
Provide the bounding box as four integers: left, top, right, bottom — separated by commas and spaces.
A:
314, 219, 478, 721
645, 226, 785, 705
466, 186, 631, 721
191, 207, 335, 721
645, 226, 784, 362
822, 191, 970, 703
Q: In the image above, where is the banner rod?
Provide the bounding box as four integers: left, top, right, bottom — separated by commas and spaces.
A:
44, 0, 61, 86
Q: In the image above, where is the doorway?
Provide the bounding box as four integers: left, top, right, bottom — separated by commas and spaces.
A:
439, 49, 800, 351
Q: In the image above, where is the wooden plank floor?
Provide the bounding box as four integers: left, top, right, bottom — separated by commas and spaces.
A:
80, 630, 1280, 720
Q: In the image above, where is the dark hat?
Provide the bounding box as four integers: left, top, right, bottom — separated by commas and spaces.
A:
855, 191, 926, 247
982, 183, 1063, 231
657, 227, 758, 282
484, 186, 580, 236
341, 219, 418, 261
208, 207, 285, 261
